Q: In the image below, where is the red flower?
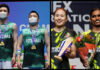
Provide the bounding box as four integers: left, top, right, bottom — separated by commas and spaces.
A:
76, 37, 81, 42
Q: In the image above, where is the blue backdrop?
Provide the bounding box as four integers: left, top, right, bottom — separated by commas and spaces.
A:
0, 1, 50, 53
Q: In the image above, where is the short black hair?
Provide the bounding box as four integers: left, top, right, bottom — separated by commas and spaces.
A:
90, 8, 100, 17
0, 4, 9, 13
29, 11, 39, 19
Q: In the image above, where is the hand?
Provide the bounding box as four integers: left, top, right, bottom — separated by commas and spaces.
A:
45, 61, 50, 69
65, 48, 72, 58
80, 56, 88, 67
11, 56, 16, 66
17, 60, 22, 69
83, 60, 88, 67
65, 48, 71, 53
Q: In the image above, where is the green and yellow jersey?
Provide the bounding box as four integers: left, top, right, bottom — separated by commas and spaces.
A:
0, 22, 15, 61
51, 28, 76, 69
21, 27, 46, 68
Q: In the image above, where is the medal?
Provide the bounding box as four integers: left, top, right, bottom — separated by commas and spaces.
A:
31, 45, 36, 50
30, 26, 38, 50
0, 41, 5, 46
0, 23, 7, 46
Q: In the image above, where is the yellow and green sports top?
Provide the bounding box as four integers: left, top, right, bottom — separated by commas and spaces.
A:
51, 27, 76, 69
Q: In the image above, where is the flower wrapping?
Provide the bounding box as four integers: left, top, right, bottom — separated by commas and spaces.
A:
75, 33, 96, 66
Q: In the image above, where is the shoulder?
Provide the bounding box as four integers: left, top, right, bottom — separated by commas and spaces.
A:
82, 30, 91, 36
21, 28, 30, 32
39, 27, 45, 30
66, 28, 77, 37
38, 27, 46, 33
8, 22, 16, 26
8, 22, 17, 30
51, 28, 54, 32
19, 28, 30, 35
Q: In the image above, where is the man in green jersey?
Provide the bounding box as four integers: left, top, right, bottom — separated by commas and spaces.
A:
51, 8, 76, 69
0, 4, 17, 69
79, 8, 100, 69
17, 11, 50, 69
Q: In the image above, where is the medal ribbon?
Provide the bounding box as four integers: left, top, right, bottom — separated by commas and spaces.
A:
0, 23, 8, 42
30, 26, 38, 45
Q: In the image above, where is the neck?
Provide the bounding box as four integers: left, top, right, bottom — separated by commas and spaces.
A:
54, 26, 66, 32
30, 24, 38, 30
0, 19, 7, 24
92, 26, 100, 33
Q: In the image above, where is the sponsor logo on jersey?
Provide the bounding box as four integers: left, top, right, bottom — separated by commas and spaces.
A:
26, 39, 41, 43
0, 34, 11, 38
51, 47, 60, 53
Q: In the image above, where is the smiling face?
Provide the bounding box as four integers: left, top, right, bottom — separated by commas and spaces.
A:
54, 8, 67, 27
90, 9, 100, 27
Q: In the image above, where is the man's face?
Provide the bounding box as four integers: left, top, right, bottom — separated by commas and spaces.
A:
90, 10, 100, 27
54, 9, 67, 27
0, 7, 9, 16
29, 12, 39, 26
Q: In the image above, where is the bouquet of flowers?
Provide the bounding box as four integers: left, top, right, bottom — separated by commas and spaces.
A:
75, 33, 96, 68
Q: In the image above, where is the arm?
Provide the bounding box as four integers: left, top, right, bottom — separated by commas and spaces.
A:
65, 44, 76, 58
12, 24, 18, 65
64, 30, 77, 58
17, 34, 23, 69
80, 56, 88, 67
44, 30, 50, 68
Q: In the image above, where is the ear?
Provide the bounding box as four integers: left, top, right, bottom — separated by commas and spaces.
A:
37, 18, 40, 22
7, 13, 9, 16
